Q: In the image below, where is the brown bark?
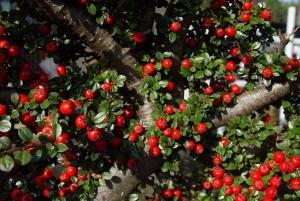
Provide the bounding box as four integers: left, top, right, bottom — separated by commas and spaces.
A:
211, 81, 295, 127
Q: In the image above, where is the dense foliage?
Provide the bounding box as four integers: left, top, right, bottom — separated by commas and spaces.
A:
0, 0, 300, 201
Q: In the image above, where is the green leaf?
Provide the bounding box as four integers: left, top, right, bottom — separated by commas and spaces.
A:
18, 127, 33, 142
102, 172, 113, 180
52, 123, 62, 140
56, 143, 69, 153
0, 136, 11, 151
0, 120, 11, 132
277, 139, 291, 151
0, 155, 14, 172
128, 194, 139, 201
87, 3, 97, 15
168, 32, 177, 43
155, 52, 164, 61
96, 16, 105, 25
10, 93, 19, 105
93, 112, 106, 124
14, 150, 31, 166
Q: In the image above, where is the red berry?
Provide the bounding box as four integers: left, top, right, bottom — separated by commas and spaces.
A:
0, 104, 7, 117
243, 2, 252, 10
10, 188, 23, 201
215, 27, 225, 38
115, 115, 125, 127
194, 144, 204, 154
127, 158, 138, 169
235, 194, 247, 201
128, 132, 138, 142
289, 155, 300, 167
220, 137, 229, 147
59, 100, 74, 115
230, 84, 240, 95
0, 40, 9, 48
57, 65, 66, 76
132, 32, 144, 43
165, 105, 174, 115
289, 58, 299, 68
166, 81, 175, 91
241, 12, 251, 23
58, 188, 67, 198
232, 185, 241, 195
279, 161, 290, 172
43, 168, 53, 179
66, 166, 77, 177
226, 61, 236, 71
260, 9, 272, 21
87, 128, 101, 141
202, 18, 212, 28
230, 47, 239, 57
173, 189, 182, 198
19, 70, 30, 81
33, 88, 47, 103
178, 102, 186, 112
105, 14, 113, 25
163, 128, 172, 137
147, 136, 159, 148
253, 179, 265, 191
20, 112, 33, 126
258, 164, 270, 175
195, 122, 207, 135
42, 188, 50, 197
162, 58, 173, 69
170, 21, 182, 32
156, 118, 168, 130
45, 41, 57, 53
124, 108, 134, 118
222, 93, 233, 105
69, 182, 79, 193
143, 63, 155, 76
55, 132, 70, 144
8, 45, 20, 57
103, 82, 112, 92
75, 114, 88, 129
171, 129, 181, 140
84, 89, 94, 100
289, 178, 300, 190
204, 86, 214, 95
133, 123, 144, 135
212, 155, 222, 166
249, 170, 261, 181
149, 146, 160, 157
203, 181, 212, 190
284, 64, 293, 72
242, 55, 252, 65
212, 166, 224, 178
185, 140, 195, 151
19, 94, 29, 104
269, 176, 282, 188
212, 178, 223, 189
274, 151, 285, 163
265, 187, 278, 199
225, 186, 233, 196
225, 26, 236, 37
59, 172, 70, 183
262, 67, 273, 79
226, 74, 236, 82
162, 189, 173, 198
181, 59, 192, 68
77, 173, 87, 181
223, 174, 234, 186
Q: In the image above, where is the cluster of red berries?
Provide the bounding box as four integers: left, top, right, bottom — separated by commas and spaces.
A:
8, 188, 33, 201
202, 152, 300, 201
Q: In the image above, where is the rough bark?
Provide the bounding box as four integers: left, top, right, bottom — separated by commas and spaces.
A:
18, 0, 154, 126
211, 81, 295, 127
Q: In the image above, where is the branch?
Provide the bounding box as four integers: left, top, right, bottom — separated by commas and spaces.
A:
211, 81, 297, 127
18, 0, 154, 126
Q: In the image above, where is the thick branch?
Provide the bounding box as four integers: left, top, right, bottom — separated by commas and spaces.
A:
0, 88, 16, 103
19, 0, 154, 126
211, 81, 296, 127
